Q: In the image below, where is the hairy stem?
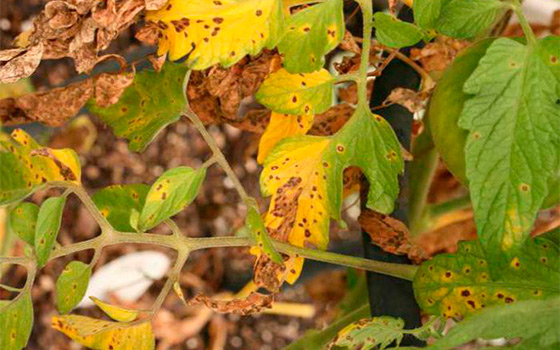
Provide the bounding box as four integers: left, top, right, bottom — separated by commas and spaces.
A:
511, 0, 537, 46
356, 0, 374, 105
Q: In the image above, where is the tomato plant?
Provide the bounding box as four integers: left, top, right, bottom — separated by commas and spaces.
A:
0, 0, 558, 349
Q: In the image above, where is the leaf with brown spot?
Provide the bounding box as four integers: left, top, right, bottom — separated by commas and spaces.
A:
258, 106, 403, 284
188, 292, 274, 315
51, 315, 155, 350
0, 129, 81, 205
384, 87, 429, 114
146, 0, 284, 70
93, 70, 135, 107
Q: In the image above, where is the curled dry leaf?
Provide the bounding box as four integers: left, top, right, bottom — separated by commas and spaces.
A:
358, 209, 425, 263
410, 37, 470, 74
188, 292, 274, 315
0, 0, 143, 79
144, 0, 168, 11
384, 87, 428, 114
93, 70, 135, 107
0, 43, 44, 84
339, 31, 361, 54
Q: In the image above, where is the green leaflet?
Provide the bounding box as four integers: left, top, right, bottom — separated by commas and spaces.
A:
88, 63, 189, 152
246, 206, 282, 263
55, 260, 91, 314
412, 0, 443, 29
92, 184, 149, 232
0, 291, 34, 350
413, 232, 560, 319
9, 202, 39, 246
0, 129, 81, 205
435, 0, 507, 38
459, 37, 560, 258
139, 167, 206, 231
373, 12, 424, 49
255, 68, 334, 115
428, 297, 560, 350
329, 316, 406, 350
34, 195, 66, 267
277, 0, 344, 73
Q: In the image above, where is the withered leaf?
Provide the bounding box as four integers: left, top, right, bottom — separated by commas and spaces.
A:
384, 87, 427, 114
15, 79, 94, 126
339, 31, 361, 54
359, 209, 424, 262
144, 0, 168, 11
0, 43, 44, 84
188, 292, 274, 315
45, 1, 80, 30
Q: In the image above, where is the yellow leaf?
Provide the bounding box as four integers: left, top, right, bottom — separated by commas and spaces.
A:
257, 112, 313, 164
0, 129, 81, 205
146, 0, 284, 70
255, 68, 334, 115
90, 297, 139, 323
51, 315, 154, 350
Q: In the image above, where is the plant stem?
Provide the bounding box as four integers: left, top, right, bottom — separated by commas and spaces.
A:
69, 184, 114, 234
356, 0, 374, 106
149, 249, 189, 317
511, 0, 537, 46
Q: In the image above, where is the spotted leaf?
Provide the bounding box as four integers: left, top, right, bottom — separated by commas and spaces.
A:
246, 206, 282, 263
56, 261, 91, 314
0, 290, 33, 350
277, 0, 344, 73
92, 184, 149, 232
51, 315, 154, 350
146, 0, 284, 70
9, 202, 39, 246
90, 297, 139, 323
328, 316, 406, 350
459, 37, 560, 262
139, 166, 206, 231
255, 68, 334, 115
0, 129, 81, 205
34, 195, 67, 267
257, 112, 313, 164
413, 232, 560, 319
259, 106, 403, 283
87, 63, 189, 152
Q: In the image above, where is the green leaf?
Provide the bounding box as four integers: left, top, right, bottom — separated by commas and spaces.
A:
373, 12, 424, 49
435, 0, 507, 38
0, 129, 81, 205
459, 37, 560, 258
246, 206, 282, 263
413, 0, 443, 29
329, 316, 406, 350
413, 234, 560, 319
0, 291, 33, 350
283, 305, 370, 350
52, 315, 155, 350
87, 63, 189, 152
139, 167, 206, 231
92, 184, 149, 232
9, 202, 39, 246
34, 196, 66, 267
55, 260, 91, 314
277, 0, 344, 73
428, 297, 560, 349
255, 68, 334, 115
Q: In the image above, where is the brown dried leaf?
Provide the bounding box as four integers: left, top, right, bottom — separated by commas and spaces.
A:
148, 54, 166, 72
0, 48, 27, 61
410, 38, 469, 74
188, 292, 274, 315
339, 31, 361, 54
0, 44, 44, 84
45, 1, 80, 30
135, 22, 159, 46
15, 78, 94, 126
253, 254, 286, 292
93, 70, 135, 107
359, 209, 424, 262
145, 0, 168, 11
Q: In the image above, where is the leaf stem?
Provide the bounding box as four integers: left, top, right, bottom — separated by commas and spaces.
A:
511, 0, 537, 46
149, 249, 189, 317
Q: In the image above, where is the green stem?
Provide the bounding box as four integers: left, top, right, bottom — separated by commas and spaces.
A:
356, 0, 373, 106
69, 184, 114, 233
511, 0, 537, 46
0, 282, 22, 292
149, 249, 189, 317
